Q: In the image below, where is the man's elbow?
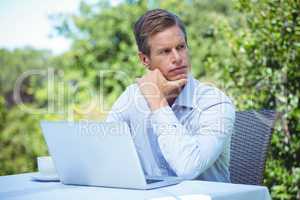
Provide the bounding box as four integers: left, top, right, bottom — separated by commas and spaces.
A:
172, 158, 209, 179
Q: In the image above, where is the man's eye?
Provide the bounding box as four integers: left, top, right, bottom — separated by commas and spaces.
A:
161, 49, 171, 54
177, 44, 186, 50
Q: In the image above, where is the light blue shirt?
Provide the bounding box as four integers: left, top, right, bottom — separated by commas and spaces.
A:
106, 74, 235, 182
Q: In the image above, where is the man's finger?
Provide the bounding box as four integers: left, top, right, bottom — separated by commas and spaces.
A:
174, 78, 187, 86
168, 78, 187, 88
169, 74, 187, 81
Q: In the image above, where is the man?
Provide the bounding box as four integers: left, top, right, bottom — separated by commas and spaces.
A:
106, 9, 235, 182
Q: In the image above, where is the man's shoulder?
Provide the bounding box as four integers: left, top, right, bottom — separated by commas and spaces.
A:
118, 82, 140, 96
192, 78, 234, 109
116, 82, 149, 110
108, 83, 146, 119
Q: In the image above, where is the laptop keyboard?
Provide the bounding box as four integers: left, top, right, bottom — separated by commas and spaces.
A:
146, 179, 163, 184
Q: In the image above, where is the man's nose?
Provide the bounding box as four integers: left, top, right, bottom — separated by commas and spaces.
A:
171, 49, 182, 64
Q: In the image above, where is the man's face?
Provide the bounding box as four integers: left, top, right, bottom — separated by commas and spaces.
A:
139, 25, 191, 81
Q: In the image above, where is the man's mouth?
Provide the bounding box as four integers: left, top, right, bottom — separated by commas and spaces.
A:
169, 66, 187, 76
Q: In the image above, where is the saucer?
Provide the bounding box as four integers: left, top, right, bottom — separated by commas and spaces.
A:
31, 172, 60, 182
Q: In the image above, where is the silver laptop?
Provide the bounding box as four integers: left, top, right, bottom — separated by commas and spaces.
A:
40, 121, 182, 189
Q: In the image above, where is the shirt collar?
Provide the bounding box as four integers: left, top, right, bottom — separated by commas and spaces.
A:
172, 73, 196, 108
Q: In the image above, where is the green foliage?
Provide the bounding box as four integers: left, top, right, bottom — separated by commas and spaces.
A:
0, 104, 48, 175
0, 48, 51, 94
0, 48, 52, 175
0, 0, 299, 199
232, 1, 300, 199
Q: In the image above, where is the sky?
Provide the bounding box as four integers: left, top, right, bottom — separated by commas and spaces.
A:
0, 0, 123, 54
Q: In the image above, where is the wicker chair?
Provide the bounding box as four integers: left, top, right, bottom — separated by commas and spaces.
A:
229, 110, 278, 185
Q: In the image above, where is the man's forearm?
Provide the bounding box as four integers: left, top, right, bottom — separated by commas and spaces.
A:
150, 103, 235, 178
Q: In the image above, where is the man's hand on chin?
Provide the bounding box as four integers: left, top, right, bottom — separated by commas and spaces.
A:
136, 68, 187, 111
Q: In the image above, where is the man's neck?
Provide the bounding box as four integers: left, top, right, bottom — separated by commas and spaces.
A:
167, 97, 176, 107
166, 84, 186, 106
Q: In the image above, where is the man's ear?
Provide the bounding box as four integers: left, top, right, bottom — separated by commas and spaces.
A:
138, 52, 151, 70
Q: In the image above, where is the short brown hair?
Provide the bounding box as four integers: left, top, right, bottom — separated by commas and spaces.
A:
133, 9, 187, 56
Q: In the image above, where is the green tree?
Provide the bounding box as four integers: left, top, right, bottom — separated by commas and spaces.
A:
0, 48, 53, 175
233, 0, 300, 199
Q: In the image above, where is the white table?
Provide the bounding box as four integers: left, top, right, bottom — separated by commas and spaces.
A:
0, 173, 271, 200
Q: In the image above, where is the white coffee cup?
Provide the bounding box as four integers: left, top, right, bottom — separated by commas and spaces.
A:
37, 156, 57, 175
